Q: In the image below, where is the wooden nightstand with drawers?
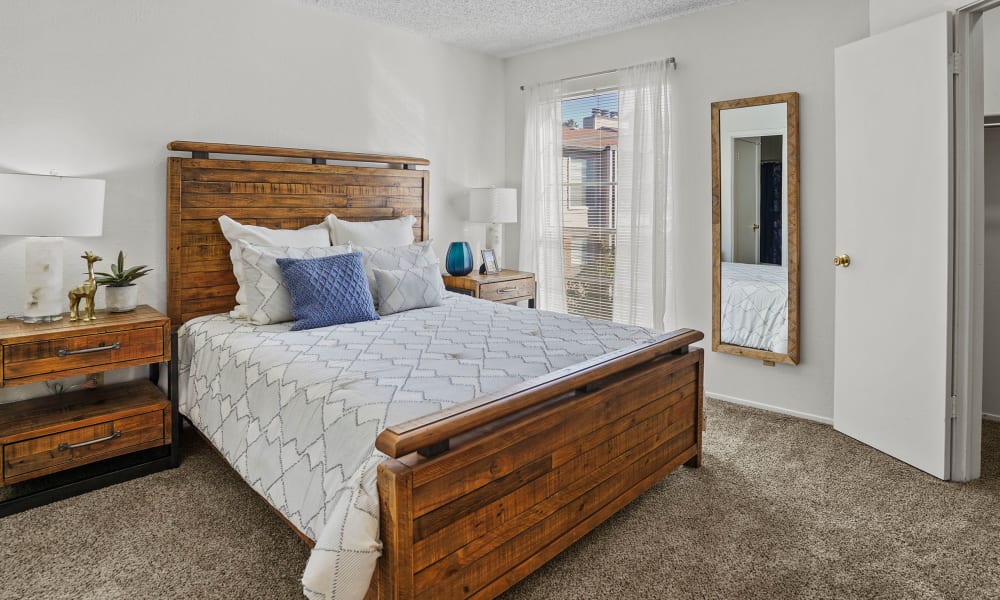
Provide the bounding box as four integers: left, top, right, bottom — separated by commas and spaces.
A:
0, 305, 178, 516
443, 269, 536, 308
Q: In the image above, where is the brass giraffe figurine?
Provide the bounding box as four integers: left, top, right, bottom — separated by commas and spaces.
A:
68, 252, 102, 321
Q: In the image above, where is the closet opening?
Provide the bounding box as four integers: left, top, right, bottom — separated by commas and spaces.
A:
978, 6, 999, 476
985, 113, 999, 472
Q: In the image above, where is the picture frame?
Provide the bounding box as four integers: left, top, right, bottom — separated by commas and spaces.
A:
481, 248, 501, 275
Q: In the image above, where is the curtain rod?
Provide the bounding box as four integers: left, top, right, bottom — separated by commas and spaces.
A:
519, 57, 676, 91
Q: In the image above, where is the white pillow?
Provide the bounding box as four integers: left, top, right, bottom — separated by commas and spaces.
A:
359, 241, 444, 306
326, 214, 416, 248
237, 240, 353, 325
218, 216, 330, 318
373, 265, 444, 316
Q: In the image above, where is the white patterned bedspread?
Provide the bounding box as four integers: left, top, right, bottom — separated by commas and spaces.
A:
177, 292, 657, 600
720, 262, 788, 353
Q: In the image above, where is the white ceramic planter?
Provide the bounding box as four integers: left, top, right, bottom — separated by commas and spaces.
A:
105, 285, 139, 313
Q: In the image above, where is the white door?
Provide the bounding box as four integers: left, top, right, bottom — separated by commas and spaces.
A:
834, 12, 954, 479
733, 137, 760, 264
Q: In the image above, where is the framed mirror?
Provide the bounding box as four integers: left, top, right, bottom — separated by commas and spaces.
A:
712, 92, 799, 365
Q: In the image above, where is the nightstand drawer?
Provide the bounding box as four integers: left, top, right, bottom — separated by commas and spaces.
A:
480, 278, 534, 302
3, 326, 164, 381
3, 409, 165, 483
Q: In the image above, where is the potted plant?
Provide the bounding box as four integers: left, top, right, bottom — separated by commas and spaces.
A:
95, 251, 153, 313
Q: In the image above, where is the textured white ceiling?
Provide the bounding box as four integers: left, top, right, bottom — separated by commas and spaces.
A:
305, 0, 740, 57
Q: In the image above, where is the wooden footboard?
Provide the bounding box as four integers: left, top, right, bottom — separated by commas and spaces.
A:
371, 329, 704, 599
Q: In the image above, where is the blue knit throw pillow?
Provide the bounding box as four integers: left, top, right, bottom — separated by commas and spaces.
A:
276, 252, 379, 331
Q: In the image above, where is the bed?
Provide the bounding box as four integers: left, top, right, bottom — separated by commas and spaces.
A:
719, 261, 788, 354
166, 141, 705, 600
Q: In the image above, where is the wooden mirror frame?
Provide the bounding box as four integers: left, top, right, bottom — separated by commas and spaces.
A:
711, 92, 800, 365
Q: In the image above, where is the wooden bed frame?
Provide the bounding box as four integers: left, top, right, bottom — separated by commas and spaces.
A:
165, 141, 704, 600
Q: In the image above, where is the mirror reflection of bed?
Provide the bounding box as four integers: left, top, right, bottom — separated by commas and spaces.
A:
712, 93, 799, 365
723, 133, 788, 354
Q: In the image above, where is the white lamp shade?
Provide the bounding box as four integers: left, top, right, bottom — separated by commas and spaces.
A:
468, 187, 518, 224
0, 173, 105, 237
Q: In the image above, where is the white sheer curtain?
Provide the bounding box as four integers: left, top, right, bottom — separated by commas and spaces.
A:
519, 81, 567, 313
613, 59, 675, 331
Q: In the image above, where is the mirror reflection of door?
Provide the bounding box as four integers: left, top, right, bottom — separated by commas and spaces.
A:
732, 137, 760, 264
733, 135, 784, 266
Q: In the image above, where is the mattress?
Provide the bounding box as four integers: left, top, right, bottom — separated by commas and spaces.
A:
720, 261, 788, 353
177, 292, 658, 600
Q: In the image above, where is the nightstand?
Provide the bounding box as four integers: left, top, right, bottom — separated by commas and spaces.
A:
0, 305, 177, 516
443, 269, 536, 308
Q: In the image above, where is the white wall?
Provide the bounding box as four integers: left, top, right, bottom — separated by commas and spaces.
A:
0, 0, 504, 401
504, 0, 870, 422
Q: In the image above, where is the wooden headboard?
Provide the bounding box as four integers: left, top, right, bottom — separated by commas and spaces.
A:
166, 141, 430, 329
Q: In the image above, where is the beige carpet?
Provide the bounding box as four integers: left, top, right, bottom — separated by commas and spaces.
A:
2, 399, 999, 600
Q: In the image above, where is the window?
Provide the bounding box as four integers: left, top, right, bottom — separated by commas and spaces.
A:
561, 91, 619, 321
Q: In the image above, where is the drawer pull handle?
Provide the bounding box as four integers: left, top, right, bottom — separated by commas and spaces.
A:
58, 430, 121, 451
498, 287, 518, 294
56, 342, 121, 358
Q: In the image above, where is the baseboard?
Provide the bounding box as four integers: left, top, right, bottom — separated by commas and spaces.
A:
708, 396, 998, 426
706, 392, 834, 426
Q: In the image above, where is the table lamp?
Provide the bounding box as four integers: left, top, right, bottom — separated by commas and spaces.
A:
0, 173, 105, 322
468, 187, 517, 270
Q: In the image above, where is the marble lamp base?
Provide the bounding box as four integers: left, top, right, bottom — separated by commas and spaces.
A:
22, 236, 65, 322
486, 222, 504, 269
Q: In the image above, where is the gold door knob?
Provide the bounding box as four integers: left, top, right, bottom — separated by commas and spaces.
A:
833, 254, 851, 267
752, 224, 760, 231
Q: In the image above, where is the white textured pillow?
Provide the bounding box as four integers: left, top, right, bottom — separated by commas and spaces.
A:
359, 241, 444, 306
373, 265, 444, 316
326, 214, 416, 247
238, 240, 353, 325
219, 216, 330, 319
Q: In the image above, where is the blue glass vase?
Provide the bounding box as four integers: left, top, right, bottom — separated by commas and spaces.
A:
445, 242, 474, 276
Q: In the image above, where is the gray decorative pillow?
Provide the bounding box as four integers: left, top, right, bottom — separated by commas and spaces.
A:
359, 241, 444, 305
238, 240, 353, 324
218, 215, 330, 319
373, 265, 444, 316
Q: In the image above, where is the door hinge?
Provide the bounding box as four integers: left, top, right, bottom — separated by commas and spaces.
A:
949, 395, 960, 419
952, 51, 962, 75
